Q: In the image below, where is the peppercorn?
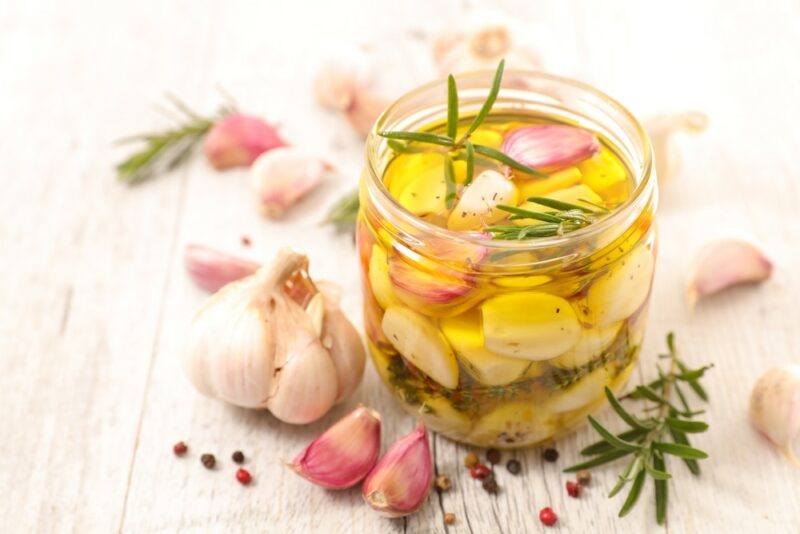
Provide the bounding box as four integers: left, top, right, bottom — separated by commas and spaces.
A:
200, 453, 216, 469
486, 448, 501, 464
435, 474, 452, 491
506, 459, 521, 475
232, 450, 245, 464
444, 512, 456, 525
469, 463, 491, 480
539, 507, 557, 527
566, 480, 581, 498
577, 469, 592, 486
543, 448, 559, 462
236, 468, 252, 485
482, 476, 499, 494
241, 235, 252, 246
173, 441, 188, 456
464, 452, 479, 468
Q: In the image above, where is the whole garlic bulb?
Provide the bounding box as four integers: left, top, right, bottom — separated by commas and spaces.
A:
182, 249, 365, 424
750, 364, 800, 467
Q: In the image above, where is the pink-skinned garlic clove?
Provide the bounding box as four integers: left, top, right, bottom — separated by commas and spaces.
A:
184, 244, 259, 292
289, 405, 381, 489
203, 114, 286, 170
501, 125, 599, 172
750, 365, 800, 467
686, 239, 772, 308
362, 422, 433, 517
250, 148, 331, 219
388, 252, 476, 312
644, 111, 708, 183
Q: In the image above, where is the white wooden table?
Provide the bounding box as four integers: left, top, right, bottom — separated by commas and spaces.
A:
3, 0, 800, 532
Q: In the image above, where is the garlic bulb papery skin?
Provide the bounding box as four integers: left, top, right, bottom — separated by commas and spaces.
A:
203, 114, 287, 170
289, 405, 381, 489
686, 239, 772, 308
433, 23, 542, 76
362, 423, 433, 517
182, 249, 365, 424
750, 365, 800, 467
184, 244, 259, 293
250, 148, 331, 219
644, 111, 708, 184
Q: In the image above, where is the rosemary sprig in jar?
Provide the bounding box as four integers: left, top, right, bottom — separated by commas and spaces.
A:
564, 333, 713, 525
378, 59, 546, 209
484, 196, 609, 239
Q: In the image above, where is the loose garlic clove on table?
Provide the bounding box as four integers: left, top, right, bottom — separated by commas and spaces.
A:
750, 364, 800, 467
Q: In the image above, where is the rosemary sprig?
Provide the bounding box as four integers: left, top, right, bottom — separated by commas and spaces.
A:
115, 97, 235, 185
565, 333, 712, 525
485, 197, 608, 239
324, 189, 360, 233
378, 60, 546, 204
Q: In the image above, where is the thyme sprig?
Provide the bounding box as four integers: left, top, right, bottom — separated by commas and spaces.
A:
378, 60, 546, 203
485, 196, 608, 239
115, 97, 235, 185
565, 333, 712, 525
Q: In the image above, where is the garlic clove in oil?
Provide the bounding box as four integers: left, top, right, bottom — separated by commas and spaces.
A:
551, 322, 623, 369
250, 148, 331, 219
750, 365, 800, 467
501, 125, 599, 173
447, 169, 519, 231
362, 423, 433, 517
203, 114, 286, 170
368, 245, 400, 310
513, 184, 603, 227
184, 244, 259, 293
290, 405, 381, 489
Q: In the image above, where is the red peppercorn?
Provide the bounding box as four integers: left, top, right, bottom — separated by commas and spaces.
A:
236, 468, 252, 485
566, 480, 581, 498
469, 463, 491, 479
172, 441, 188, 456
241, 235, 252, 246
539, 507, 557, 527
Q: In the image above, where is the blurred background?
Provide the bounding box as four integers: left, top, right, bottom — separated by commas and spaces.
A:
2, 0, 799, 532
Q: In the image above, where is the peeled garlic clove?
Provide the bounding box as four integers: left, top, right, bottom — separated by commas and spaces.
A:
290, 405, 381, 489
686, 239, 772, 308
440, 310, 530, 386
469, 401, 556, 447
203, 114, 286, 170
481, 292, 581, 361
395, 171, 448, 217
577, 148, 630, 204
250, 147, 330, 219
551, 322, 623, 369
447, 170, 519, 231
644, 111, 708, 183
584, 244, 655, 327
513, 184, 603, 226
368, 245, 400, 309
418, 395, 472, 437
547, 366, 612, 413
516, 166, 582, 199
750, 365, 800, 467
502, 125, 599, 172
184, 244, 259, 292
362, 423, 433, 517
381, 306, 459, 389
388, 252, 476, 315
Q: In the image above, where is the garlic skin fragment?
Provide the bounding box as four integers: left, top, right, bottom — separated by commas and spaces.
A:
250, 148, 330, 219
203, 114, 286, 170
362, 423, 433, 517
184, 244, 259, 293
290, 405, 381, 489
644, 111, 708, 184
182, 249, 364, 424
686, 239, 772, 308
750, 365, 800, 467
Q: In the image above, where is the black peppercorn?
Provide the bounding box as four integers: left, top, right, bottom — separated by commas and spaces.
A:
482, 476, 499, 494
506, 459, 521, 475
232, 451, 245, 464
200, 453, 216, 469
486, 448, 501, 464
543, 448, 559, 462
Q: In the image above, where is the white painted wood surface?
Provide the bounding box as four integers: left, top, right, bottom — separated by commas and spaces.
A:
2, 0, 799, 532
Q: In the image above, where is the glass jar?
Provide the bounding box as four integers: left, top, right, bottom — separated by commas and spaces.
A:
357, 70, 656, 448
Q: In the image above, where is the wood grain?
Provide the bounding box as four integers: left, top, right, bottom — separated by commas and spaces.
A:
1, 0, 799, 532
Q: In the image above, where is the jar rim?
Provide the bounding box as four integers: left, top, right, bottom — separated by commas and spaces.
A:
364, 69, 655, 252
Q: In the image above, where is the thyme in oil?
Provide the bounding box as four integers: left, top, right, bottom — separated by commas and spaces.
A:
565, 333, 713, 525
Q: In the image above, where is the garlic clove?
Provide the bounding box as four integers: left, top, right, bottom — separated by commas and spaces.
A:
368, 245, 400, 309
362, 423, 433, 517
250, 147, 330, 219
381, 306, 459, 389
447, 170, 519, 231
183, 244, 259, 293
481, 292, 581, 361
289, 405, 381, 489
316, 280, 367, 402
440, 309, 531, 386
686, 239, 772, 308
551, 322, 623, 369
644, 111, 708, 184
750, 365, 800, 467
501, 125, 599, 173
512, 184, 603, 227
203, 113, 286, 170
516, 166, 582, 199
432, 23, 542, 76
577, 148, 630, 204
468, 401, 556, 447
583, 243, 656, 327
418, 395, 472, 437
